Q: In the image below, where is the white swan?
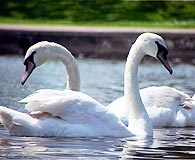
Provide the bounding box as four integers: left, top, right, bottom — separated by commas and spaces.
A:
108, 47, 195, 127
0, 33, 172, 137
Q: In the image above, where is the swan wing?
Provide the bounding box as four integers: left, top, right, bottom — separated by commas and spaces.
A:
20, 89, 107, 120
140, 86, 190, 109
140, 86, 192, 127
18, 89, 130, 137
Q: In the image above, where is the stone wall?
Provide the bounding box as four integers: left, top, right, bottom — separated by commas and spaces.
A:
0, 27, 195, 63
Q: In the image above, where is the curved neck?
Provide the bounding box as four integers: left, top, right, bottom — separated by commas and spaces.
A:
125, 44, 153, 136
50, 44, 81, 91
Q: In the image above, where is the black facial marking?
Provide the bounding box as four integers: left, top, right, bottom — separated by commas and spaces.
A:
155, 41, 168, 60
155, 41, 172, 75
24, 50, 36, 66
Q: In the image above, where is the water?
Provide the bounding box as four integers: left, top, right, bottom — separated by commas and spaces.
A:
0, 55, 195, 159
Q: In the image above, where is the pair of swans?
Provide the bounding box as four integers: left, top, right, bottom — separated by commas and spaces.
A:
0, 32, 191, 138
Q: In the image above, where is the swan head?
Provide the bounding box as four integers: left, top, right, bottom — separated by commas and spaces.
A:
135, 32, 173, 75
21, 41, 54, 85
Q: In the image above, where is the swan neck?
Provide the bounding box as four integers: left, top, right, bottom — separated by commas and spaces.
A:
124, 46, 143, 115
51, 45, 81, 91
125, 45, 153, 136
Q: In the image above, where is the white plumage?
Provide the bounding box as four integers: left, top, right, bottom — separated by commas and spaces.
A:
108, 71, 195, 127
0, 33, 172, 137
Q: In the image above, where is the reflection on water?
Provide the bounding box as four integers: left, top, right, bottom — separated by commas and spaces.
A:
121, 128, 195, 159
0, 127, 122, 159
0, 55, 195, 159
1, 126, 195, 159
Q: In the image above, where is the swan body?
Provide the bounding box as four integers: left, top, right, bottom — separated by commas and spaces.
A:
0, 89, 130, 137
108, 86, 195, 127
0, 33, 172, 137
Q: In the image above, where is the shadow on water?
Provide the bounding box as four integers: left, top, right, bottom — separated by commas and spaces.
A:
0, 55, 195, 159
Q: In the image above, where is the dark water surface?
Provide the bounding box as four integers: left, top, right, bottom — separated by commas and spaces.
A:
0, 55, 195, 159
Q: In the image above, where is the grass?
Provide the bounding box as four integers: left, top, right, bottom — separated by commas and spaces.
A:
1, 1, 195, 29
0, 17, 195, 29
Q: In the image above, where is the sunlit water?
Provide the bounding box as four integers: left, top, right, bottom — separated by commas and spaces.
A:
0, 55, 195, 159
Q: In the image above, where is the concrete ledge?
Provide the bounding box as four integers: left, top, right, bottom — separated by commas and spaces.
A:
0, 24, 195, 62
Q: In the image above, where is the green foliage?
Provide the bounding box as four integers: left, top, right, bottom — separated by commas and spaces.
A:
0, 0, 195, 25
